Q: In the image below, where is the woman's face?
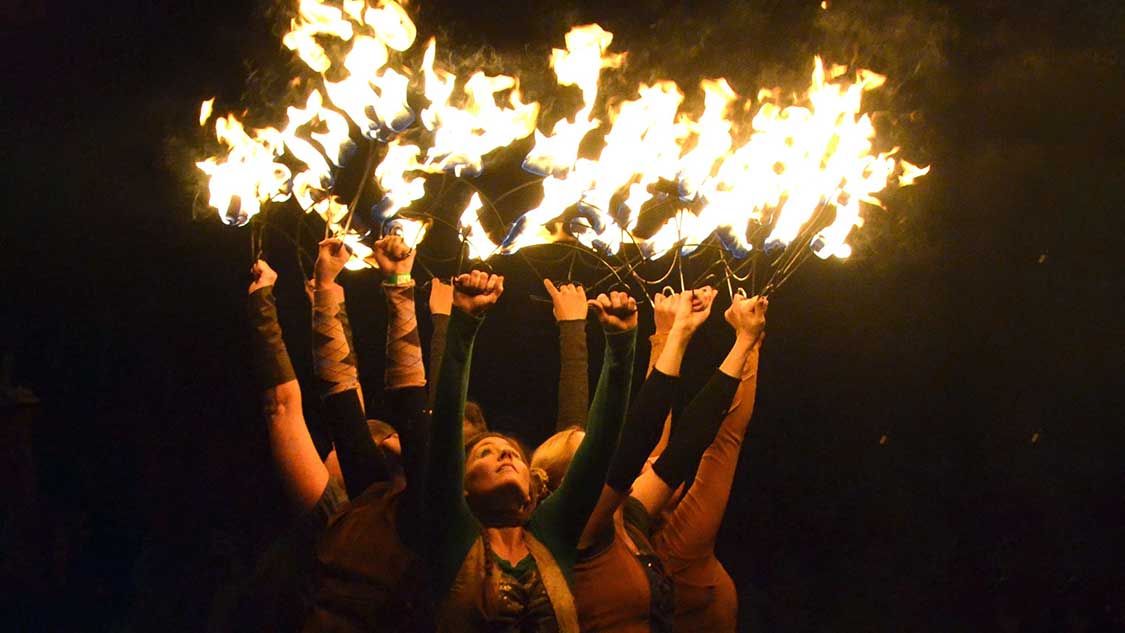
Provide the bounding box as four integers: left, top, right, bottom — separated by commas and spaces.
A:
464, 436, 531, 502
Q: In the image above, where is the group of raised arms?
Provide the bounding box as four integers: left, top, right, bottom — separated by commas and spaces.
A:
228, 232, 766, 633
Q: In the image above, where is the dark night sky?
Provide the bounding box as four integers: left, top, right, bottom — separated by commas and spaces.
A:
2, 0, 1123, 630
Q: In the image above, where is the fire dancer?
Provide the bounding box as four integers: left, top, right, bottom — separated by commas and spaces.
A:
302, 234, 434, 632
234, 257, 366, 630
422, 270, 637, 632
638, 294, 767, 633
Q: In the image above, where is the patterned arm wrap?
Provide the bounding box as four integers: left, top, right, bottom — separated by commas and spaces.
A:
384, 281, 426, 390
312, 284, 361, 397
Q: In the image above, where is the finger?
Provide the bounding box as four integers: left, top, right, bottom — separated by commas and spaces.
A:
494, 275, 504, 296
543, 278, 560, 299
486, 274, 499, 292
586, 299, 605, 315
626, 297, 638, 313
653, 292, 665, 307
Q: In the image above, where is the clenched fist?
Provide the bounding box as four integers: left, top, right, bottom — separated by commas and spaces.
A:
452, 270, 505, 317
588, 291, 638, 333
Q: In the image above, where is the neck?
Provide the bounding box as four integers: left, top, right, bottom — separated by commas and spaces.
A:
484, 526, 529, 565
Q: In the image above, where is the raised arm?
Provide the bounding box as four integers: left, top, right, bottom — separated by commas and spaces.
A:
312, 239, 390, 498
655, 332, 762, 565
368, 234, 434, 540
426, 278, 453, 411
422, 271, 504, 596
580, 289, 716, 547
544, 279, 590, 431
631, 294, 768, 516
532, 291, 637, 555
248, 260, 329, 513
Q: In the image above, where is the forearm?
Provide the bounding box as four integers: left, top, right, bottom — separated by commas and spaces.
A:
646, 332, 667, 377
540, 328, 636, 545
652, 369, 739, 489
657, 350, 758, 561
605, 369, 678, 493
426, 313, 450, 410
385, 282, 426, 390
555, 319, 589, 430
322, 389, 390, 497
653, 326, 692, 377
312, 283, 361, 396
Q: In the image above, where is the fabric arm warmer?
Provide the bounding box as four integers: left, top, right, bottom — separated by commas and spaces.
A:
312, 285, 361, 396
426, 313, 450, 410
248, 286, 296, 388
322, 389, 390, 497
556, 319, 589, 430
605, 369, 678, 492
652, 370, 740, 488
384, 282, 426, 390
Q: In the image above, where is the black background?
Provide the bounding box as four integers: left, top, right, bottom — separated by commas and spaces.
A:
2, 0, 1123, 630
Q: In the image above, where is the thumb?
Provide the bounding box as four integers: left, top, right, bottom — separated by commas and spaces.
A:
586, 298, 605, 316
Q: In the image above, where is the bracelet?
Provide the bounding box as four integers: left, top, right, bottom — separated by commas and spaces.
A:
383, 273, 413, 287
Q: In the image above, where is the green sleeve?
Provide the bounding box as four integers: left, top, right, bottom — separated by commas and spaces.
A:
529, 327, 636, 579
423, 308, 484, 598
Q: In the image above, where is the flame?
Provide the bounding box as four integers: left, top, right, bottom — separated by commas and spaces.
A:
195, 115, 291, 226
419, 39, 539, 177
386, 216, 430, 249
458, 193, 498, 260
198, 10, 929, 273
523, 24, 624, 177
898, 160, 931, 187
373, 140, 427, 220
199, 98, 214, 126
282, 0, 355, 73
364, 0, 417, 51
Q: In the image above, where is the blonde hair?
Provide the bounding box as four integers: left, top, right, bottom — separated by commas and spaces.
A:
531, 426, 584, 492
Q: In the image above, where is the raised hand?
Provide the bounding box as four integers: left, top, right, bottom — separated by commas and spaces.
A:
681, 286, 717, 333
249, 259, 278, 295
724, 293, 768, 343
588, 290, 639, 333
544, 279, 588, 322
452, 270, 505, 317
429, 277, 453, 316
314, 238, 351, 287
653, 289, 677, 335
369, 234, 415, 278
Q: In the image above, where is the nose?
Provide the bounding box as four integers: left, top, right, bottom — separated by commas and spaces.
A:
498, 446, 516, 462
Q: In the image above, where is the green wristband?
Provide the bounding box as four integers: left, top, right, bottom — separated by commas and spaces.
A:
383, 273, 413, 287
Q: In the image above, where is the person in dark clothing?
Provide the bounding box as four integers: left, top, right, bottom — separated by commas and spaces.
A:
302, 234, 435, 633
422, 270, 638, 633
222, 252, 396, 632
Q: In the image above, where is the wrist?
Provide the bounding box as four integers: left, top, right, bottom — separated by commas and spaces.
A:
382, 272, 413, 287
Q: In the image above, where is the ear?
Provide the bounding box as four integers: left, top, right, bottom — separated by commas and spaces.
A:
529, 467, 550, 502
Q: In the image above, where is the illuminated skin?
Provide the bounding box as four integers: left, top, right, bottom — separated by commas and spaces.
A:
464, 436, 531, 506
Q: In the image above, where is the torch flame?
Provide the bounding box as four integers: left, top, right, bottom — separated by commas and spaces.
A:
199, 98, 214, 127
197, 10, 929, 275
